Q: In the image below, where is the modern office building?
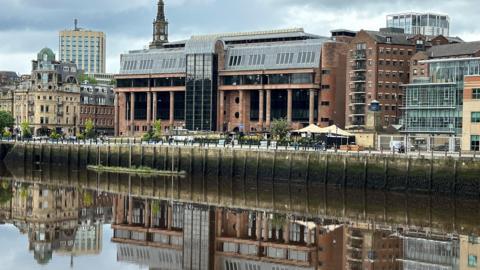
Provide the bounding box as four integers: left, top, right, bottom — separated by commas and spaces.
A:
402, 42, 480, 143
462, 75, 480, 151
114, 1, 353, 136
13, 48, 81, 136
59, 20, 106, 74
387, 12, 450, 36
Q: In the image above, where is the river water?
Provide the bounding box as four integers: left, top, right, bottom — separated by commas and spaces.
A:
0, 161, 478, 270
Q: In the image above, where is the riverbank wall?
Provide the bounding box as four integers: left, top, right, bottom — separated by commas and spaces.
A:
3, 142, 480, 196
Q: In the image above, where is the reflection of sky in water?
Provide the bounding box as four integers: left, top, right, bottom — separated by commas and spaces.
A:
0, 224, 140, 270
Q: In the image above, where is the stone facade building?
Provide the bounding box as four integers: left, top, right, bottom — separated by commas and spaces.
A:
0, 86, 14, 114
14, 48, 81, 136
114, 1, 353, 136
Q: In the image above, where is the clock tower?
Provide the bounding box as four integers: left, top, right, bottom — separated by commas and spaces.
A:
150, 0, 169, 49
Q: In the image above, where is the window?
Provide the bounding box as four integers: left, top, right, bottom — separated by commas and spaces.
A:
469, 255, 478, 267
321, 69, 331, 75
472, 136, 480, 151
472, 112, 480, 123
473, 89, 480, 99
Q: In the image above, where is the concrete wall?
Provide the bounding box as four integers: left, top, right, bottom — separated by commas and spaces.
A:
3, 143, 480, 197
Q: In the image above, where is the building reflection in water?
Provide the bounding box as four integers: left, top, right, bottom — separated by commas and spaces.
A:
1, 173, 479, 269
0, 180, 112, 265
111, 193, 480, 270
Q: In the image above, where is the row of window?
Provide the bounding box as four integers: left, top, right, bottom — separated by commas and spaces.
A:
79, 118, 112, 126
122, 58, 185, 71
353, 44, 413, 56
222, 73, 314, 86
80, 107, 113, 115
228, 51, 317, 67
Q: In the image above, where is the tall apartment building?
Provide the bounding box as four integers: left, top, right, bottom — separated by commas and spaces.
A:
345, 28, 422, 129
114, 1, 353, 136
59, 20, 106, 74
387, 12, 450, 36
14, 48, 81, 136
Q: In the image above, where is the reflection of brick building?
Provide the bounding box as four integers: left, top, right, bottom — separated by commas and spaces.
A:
114, 1, 354, 136
111, 196, 214, 269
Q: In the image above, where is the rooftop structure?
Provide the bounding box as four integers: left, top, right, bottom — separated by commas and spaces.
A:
387, 12, 450, 36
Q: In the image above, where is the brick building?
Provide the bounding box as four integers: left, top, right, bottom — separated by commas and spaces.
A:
345, 28, 425, 129
79, 83, 115, 135
114, 1, 353, 136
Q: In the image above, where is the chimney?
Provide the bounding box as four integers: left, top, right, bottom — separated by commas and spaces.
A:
74, 19, 78, 31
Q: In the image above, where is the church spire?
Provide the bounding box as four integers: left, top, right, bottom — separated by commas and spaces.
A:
150, 0, 169, 49
156, 0, 165, 21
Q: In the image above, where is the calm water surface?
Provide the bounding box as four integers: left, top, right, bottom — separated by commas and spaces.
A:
0, 162, 478, 270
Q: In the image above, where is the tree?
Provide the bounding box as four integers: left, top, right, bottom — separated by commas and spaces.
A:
270, 118, 290, 141
0, 111, 14, 133
21, 121, 32, 139
84, 118, 96, 139
152, 120, 163, 141
0, 181, 12, 204
78, 74, 97, 85
50, 131, 61, 140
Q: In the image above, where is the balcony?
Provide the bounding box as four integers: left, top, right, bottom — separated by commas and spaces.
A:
350, 98, 366, 105
351, 120, 365, 126
349, 108, 366, 116
57, 111, 64, 116
353, 50, 367, 60
351, 63, 367, 70
350, 75, 366, 82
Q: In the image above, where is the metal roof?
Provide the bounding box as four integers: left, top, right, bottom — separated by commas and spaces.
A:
119, 48, 186, 75
224, 38, 327, 71
427, 41, 480, 58
119, 28, 327, 75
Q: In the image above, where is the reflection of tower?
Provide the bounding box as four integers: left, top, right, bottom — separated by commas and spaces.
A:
182, 204, 213, 270
149, 0, 169, 49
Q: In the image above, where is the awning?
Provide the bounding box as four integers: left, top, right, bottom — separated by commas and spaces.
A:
292, 124, 324, 134
318, 125, 354, 137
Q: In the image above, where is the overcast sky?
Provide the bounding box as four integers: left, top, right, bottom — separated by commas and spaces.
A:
1, 0, 479, 75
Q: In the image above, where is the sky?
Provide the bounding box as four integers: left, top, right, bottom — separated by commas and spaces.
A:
0, 0, 479, 75
0, 224, 139, 270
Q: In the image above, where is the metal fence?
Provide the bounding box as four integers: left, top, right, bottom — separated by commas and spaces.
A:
378, 135, 461, 153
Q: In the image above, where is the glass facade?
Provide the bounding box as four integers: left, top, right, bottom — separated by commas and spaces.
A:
185, 54, 217, 131
222, 73, 313, 86
403, 237, 460, 269
403, 59, 480, 135
387, 13, 450, 36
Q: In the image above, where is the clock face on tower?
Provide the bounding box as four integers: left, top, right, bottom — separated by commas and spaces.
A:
160, 35, 165, 41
